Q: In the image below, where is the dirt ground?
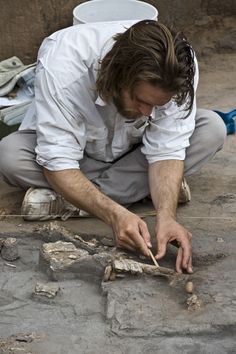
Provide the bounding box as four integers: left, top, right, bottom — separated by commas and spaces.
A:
0, 15, 236, 354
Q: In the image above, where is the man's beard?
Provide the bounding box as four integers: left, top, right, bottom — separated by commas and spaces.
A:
113, 96, 142, 120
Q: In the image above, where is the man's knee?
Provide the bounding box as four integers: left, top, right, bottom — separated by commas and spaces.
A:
196, 109, 227, 151
0, 134, 21, 178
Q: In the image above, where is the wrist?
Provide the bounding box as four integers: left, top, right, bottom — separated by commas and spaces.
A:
105, 202, 127, 226
156, 208, 176, 220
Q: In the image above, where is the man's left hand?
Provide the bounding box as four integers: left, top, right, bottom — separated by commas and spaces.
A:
155, 214, 193, 273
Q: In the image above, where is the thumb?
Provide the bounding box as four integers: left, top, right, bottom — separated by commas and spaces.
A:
155, 237, 167, 260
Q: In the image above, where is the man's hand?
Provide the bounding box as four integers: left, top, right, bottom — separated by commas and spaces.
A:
44, 168, 152, 257
148, 159, 193, 273
111, 209, 152, 257
155, 214, 193, 273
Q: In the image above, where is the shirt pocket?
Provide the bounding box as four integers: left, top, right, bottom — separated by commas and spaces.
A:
112, 118, 148, 157
85, 125, 108, 160
125, 118, 148, 144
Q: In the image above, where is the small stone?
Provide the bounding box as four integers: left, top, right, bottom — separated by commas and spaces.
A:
185, 281, 194, 294
68, 254, 77, 259
1, 237, 19, 261
186, 294, 203, 311
100, 237, 115, 247
216, 237, 224, 243
33, 282, 60, 299
187, 294, 198, 304
103, 264, 112, 281
15, 335, 33, 343
4, 262, 17, 268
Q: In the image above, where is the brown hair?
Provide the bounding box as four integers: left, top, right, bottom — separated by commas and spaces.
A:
96, 20, 195, 115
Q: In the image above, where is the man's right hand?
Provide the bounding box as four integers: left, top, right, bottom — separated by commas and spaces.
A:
111, 209, 152, 257
44, 168, 152, 257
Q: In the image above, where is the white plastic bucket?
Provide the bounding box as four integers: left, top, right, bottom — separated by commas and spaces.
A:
73, 0, 158, 25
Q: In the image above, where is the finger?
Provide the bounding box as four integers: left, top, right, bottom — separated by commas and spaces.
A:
122, 221, 151, 256
118, 230, 150, 257
181, 237, 192, 269
139, 222, 152, 248
187, 255, 193, 274
135, 234, 150, 257
116, 234, 137, 249
129, 230, 150, 257
176, 247, 183, 273
155, 236, 167, 260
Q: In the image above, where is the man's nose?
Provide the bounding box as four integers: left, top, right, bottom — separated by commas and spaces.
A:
138, 103, 153, 117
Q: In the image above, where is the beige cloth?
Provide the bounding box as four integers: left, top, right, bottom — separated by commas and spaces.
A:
0, 56, 36, 96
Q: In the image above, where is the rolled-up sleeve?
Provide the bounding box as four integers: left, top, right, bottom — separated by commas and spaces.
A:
34, 67, 86, 171
142, 56, 199, 164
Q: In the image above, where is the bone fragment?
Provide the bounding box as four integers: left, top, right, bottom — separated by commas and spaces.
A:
103, 257, 176, 281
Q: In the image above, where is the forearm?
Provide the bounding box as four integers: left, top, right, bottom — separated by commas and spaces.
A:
149, 160, 192, 273
43, 168, 125, 226
148, 159, 184, 218
44, 167, 151, 256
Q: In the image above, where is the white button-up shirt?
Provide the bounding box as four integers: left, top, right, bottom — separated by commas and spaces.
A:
20, 21, 198, 171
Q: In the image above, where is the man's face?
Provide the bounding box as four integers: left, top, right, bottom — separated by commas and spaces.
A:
113, 82, 174, 119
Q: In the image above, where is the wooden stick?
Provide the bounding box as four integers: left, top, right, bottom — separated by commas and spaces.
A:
148, 249, 159, 268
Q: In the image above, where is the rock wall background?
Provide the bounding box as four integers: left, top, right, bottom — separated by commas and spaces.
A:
0, 0, 235, 63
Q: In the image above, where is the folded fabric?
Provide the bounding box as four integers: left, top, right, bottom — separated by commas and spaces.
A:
0, 101, 32, 126
0, 56, 36, 96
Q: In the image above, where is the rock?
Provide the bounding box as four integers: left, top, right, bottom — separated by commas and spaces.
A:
39, 241, 112, 281
185, 281, 194, 294
33, 282, 60, 299
1, 237, 19, 261
36, 222, 98, 254
103, 265, 113, 282
186, 294, 203, 311
15, 334, 34, 343
100, 237, 115, 247
216, 237, 225, 243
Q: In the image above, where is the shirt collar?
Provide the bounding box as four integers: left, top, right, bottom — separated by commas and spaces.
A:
150, 107, 156, 119
95, 95, 107, 107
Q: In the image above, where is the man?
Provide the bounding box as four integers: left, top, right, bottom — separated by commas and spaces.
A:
0, 20, 226, 273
